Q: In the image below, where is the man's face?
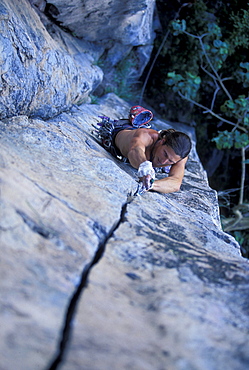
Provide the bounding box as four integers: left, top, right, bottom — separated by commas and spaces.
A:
152, 141, 182, 168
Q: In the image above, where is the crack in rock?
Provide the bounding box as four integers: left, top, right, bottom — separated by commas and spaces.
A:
16, 209, 56, 239
33, 182, 87, 216
19, 172, 89, 217
46, 196, 131, 370
16, 209, 81, 257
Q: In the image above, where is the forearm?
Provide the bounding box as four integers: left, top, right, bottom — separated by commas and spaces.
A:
150, 177, 181, 194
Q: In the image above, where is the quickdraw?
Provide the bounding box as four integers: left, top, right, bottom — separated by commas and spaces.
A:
93, 115, 118, 150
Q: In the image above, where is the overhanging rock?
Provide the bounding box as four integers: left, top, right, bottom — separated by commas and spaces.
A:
0, 0, 103, 120
0, 93, 249, 370
45, 0, 156, 45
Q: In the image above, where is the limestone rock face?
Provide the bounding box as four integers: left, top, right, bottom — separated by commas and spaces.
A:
44, 0, 157, 94
0, 0, 103, 120
46, 0, 156, 45
1, 93, 249, 370
1, 1, 249, 369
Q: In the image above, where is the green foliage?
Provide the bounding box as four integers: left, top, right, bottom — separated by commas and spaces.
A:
170, 19, 186, 36
232, 230, 249, 259
93, 58, 105, 68
105, 54, 139, 101
212, 131, 234, 149
170, 18, 229, 70
167, 16, 249, 152
228, 7, 249, 53
207, 39, 229, 70
145, 1, 249, 256
212, 130, 249, 150
233, 131, 249, 148
207, 22, 222, 38
167, 71, 201, 100
90, 94, 98, 104
235, 62, 249, 88
114, 57, 136, 100
234, 230, 245, 245
220, 95, 249, 126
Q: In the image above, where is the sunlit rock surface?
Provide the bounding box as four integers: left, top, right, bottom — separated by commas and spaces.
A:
1, 0, 249, 369
1, 93, 249, 370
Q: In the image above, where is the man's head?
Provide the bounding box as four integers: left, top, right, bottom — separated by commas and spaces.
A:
159, 129, 192, 159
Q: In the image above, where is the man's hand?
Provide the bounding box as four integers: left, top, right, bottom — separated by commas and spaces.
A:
138, 161, 155, 191
134, 175, 154, 196
142, 174, 154, 190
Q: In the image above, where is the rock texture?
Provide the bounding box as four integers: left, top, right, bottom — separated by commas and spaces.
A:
0, 0, 103, 120
1, 1, 249, 370
42, 0, 157, 96
1, 93, 249, 370
46, 0, 156, 45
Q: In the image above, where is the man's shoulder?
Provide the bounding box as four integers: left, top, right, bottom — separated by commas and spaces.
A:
134, 127, 159, 139
135, 127, 158, 135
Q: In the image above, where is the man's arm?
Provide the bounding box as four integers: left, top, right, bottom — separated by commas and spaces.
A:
151, 157, 188, 193
127, 145, 148, 168
121, 130, 154, 168
125, 132, 156, 190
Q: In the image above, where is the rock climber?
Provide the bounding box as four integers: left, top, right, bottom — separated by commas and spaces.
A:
95, 106, 192, 194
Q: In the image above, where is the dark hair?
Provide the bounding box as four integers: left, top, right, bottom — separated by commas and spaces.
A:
159, 129, 192, 159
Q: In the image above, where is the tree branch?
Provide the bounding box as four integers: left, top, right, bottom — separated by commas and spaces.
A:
239, 147, 246, 205
177, 91, 247, 132
198, 37, 233, 101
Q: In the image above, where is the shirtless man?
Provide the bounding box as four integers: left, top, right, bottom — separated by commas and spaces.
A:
97, 106, 192, 194
115, 127, 191, 194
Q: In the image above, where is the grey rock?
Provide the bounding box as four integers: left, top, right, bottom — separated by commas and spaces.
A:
0, 0, 103, 120
1, 1, 249, 369
43, 0, 157, 94
0, 94, 134, 369
1, 93, 249, 370
62, 246, 249, 370
46, 0, 156, 45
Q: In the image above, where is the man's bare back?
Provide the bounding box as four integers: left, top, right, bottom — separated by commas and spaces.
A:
115, 127, 158, 164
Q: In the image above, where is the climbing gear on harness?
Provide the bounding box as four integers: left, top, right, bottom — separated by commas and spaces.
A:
94, 116, 118, 151
93, 116, 134, 159
129, 106, 153, 128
